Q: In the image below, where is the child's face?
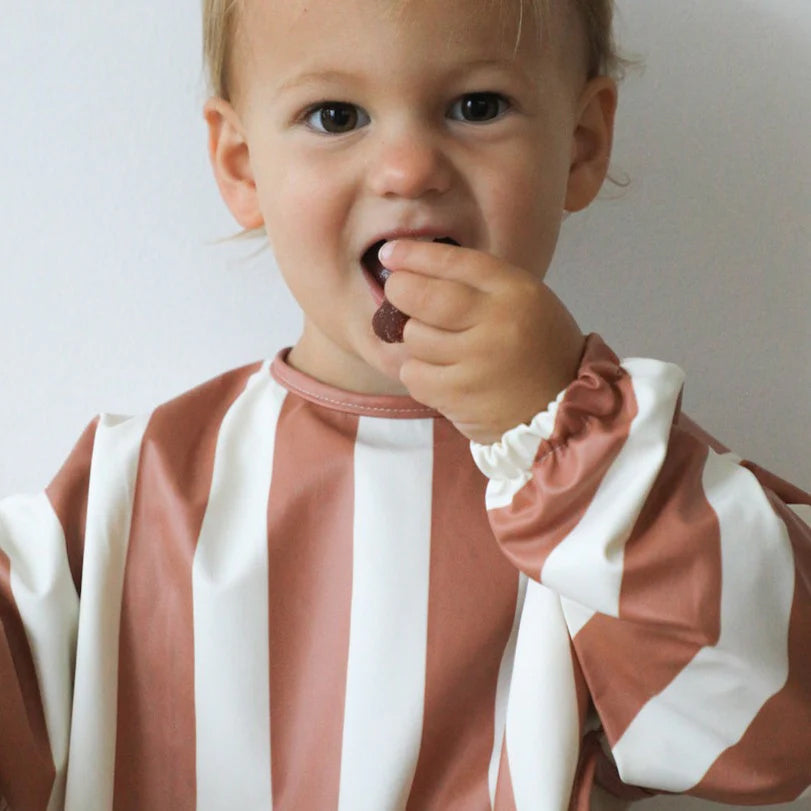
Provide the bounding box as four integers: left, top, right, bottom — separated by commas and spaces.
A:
206, 0, 614, 394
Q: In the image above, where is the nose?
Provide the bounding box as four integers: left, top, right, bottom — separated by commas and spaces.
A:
366, 124, 453, 200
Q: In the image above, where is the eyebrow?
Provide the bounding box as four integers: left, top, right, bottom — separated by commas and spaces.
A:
275, 59, 529, 96
276, 70, 361, 94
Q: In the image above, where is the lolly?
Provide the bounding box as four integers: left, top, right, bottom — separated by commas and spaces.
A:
367, 237, 459, 343
372, 298, 409, 343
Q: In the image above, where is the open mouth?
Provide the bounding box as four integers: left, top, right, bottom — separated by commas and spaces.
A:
361, 236, 460, 288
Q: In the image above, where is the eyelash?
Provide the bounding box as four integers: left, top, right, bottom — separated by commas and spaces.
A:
301, 92, 512, 135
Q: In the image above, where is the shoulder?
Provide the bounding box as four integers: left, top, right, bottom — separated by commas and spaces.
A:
42, 360, 272, 589
49, 359, 270, 499
152, 359, 269, 422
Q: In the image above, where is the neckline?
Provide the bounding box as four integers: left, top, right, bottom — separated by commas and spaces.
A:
270, 348, 441, 419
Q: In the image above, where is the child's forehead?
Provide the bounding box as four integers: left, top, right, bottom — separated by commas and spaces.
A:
237, 0, 571, 83
244, 0, 534, 42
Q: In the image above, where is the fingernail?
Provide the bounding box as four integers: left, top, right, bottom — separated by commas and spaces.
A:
379, 241, 395, 262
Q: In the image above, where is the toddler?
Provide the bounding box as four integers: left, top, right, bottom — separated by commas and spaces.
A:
1, 0, 810, 809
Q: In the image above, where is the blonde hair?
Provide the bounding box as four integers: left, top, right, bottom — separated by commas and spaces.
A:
201, 0, 632, 247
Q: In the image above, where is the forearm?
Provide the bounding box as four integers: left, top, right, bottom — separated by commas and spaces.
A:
472, 334, 811, 801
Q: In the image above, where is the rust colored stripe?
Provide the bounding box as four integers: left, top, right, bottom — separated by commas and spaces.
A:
567, 654, 599, 811
489, 340, 638, 579
113, 362, 263, 810
568, 732, 601, 811
493, 734, 517, 811
572, 431, 722, 745
266, 397, 356, 808
571, 645, 590, 735
689, 492, 811, 803
45, 416, 100, 593
675, 413, 730, 455
406, 420, 519, 810
0, 548, 54, 811
740, 460, 811, 508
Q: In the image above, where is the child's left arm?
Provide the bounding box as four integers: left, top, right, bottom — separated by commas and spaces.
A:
385, 240, 811, 802
471, 334, 811, 803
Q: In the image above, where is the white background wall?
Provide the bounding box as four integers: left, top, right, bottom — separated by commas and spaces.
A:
1, 2, 808, 807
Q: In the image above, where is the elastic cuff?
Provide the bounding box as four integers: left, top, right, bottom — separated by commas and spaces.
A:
470, 387, 568, 480
470, 333, 626, 481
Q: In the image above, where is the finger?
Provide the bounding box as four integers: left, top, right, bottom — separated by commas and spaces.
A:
385, 271, 480, 331
401, 319, 464, 366
398, 356, 465, 411
379, 239, 500, 289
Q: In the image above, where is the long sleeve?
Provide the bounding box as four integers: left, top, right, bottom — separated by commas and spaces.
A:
471, 333, 811, 804
0, 418, 98, 811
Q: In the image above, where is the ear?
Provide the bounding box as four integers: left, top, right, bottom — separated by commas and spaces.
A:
202, 97, 265, 230
564, 76, 618, 213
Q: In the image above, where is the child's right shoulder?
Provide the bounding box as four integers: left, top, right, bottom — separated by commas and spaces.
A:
47, 358, 271, 513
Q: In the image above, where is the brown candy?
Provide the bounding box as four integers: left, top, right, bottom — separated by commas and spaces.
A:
372, 298, 409, 343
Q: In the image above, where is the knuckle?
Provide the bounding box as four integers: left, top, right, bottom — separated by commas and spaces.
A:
430, 290, 451, 322
441, 283, 469, 324
416, 284, 434, 313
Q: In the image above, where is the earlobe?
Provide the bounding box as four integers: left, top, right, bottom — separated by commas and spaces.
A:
564, 76, 618, 213
202, 97, 264, 230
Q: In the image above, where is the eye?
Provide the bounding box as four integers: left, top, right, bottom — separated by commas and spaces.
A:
304, 102, 370, 134
448, 92, 511, 123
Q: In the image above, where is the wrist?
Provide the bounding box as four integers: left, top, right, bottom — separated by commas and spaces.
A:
470, 333, 612, 478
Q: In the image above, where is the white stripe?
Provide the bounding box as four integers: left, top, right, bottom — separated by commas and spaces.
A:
505, 582, 581, 810
63, 413, 149, 811
193, 364, 280, 810
483, 471, 534, 512
540, 359, 684, 616
612, 450, 795, 791
488, 572, 528, 806
338, 417, 434, 811
561, 596, 596, 639
0, 492, 79, 811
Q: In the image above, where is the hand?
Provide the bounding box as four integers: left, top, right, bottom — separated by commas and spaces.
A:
380, 239, 586, 444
